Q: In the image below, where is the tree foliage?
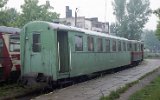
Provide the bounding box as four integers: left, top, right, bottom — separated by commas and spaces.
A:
154, 8, 160, 40
0, 8, 20, 26
142, 30, 160, 52
0, 0, 19, 26
0, 0, 8, 8
113, 0, 151, 40
110, 23, 118, 35
19, 0, 59, 27
0, 0, 59, 27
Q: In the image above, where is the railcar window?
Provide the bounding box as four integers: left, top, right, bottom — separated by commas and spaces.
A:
135, 43, 137, 51
123, 42, 126, 51
10, 35, 20, 52
127, 43, 132, 51
137, 44, 140, 51
106, 39, 110, 52
32, 34, 41, 52
127, 43, 129, 51
97, 38, 103, 52
75, 35, 83, 51
139, 44, 141, 51
112, 40, 116, 51
118, 41, 121, 51
141, 44, 143, 51
87, 36, 94, 51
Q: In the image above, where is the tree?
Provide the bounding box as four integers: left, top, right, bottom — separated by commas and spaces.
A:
0, 7, 20, 26
142, 30, 160, 52
126, 0, 151, 40
0, 0, 20, 27
112, 0, 151, 40
112, 0, 126, 23
19, 0, 59, 27
112, 0, 128, 37
154, 8, 160, 40
0, 0, 8, 8
110, 23, 118, 35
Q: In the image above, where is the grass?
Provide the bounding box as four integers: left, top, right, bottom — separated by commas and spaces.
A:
129, 75, 160, 100
100, 66, 160, 100
100, 81, 138, 100
0, 83, 30, 98
0, 83, 42, 99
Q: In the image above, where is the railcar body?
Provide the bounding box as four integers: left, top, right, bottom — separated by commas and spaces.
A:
0, 26, 20, 81
20, 21, 143, 84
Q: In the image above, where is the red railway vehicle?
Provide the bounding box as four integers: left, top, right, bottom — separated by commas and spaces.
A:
0, 26, 21, 82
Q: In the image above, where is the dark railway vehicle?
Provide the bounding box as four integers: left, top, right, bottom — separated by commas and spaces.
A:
0, 26, 21, 82
20, 21, 143, 85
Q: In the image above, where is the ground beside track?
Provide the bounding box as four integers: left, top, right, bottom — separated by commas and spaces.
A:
128, 73, 160, 100
33, 59, 160, 100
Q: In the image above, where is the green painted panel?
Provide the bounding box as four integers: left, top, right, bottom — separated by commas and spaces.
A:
69, 52, 130, 77
67, 31, 131, 77
21, 22, 58, 80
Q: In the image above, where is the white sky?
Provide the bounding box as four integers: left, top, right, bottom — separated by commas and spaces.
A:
7, 0, 160, 30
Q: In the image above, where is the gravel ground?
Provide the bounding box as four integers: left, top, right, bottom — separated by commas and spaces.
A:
33, 59, 160, 100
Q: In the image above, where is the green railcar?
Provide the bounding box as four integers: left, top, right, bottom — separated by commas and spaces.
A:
20, 21, 143, 83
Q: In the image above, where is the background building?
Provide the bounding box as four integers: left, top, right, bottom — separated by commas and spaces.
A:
56, 6, 109, 34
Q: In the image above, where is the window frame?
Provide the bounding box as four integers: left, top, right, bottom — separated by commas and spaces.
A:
87, 36, 94, 52
127, 42, 132, 51
32, 33, 41, 53
97, 37, 103, 52
9, 35, 20, 52
112, 40, 117, 52
123, 41, 126, 51
75, 35, 83, 51
105, 39, 110, 52
134, 43, 137, 51
118, 40, 122, 52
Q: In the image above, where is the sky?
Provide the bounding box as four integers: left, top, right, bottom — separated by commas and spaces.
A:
7, 0, 160, 30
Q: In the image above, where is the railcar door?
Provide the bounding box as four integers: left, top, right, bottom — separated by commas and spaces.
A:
24, 31, 52, 75
30, 33, 42, 72
57, 31, 69, 73
24, 32, 43, 73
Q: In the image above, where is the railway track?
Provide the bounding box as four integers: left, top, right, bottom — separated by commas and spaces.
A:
0, 63, 138, 100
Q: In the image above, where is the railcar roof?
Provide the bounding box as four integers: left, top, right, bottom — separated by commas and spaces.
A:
0, 26, 21, 34
128, 39, 142, 43
28, 21, 142, 42
48, 22, 128, 41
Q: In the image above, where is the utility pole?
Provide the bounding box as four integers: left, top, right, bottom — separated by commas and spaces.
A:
75, 8, 78, 27
105, 0, 107, 22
